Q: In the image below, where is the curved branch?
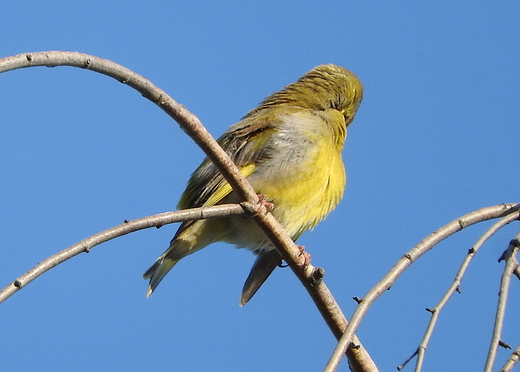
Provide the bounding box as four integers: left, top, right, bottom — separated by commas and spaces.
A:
324, 203, 520, 372
0, 52, 377, 372
484, 233, 520, 372
412, 211, 520, 371
0, 204, 245, 303
0, 51, 257, 202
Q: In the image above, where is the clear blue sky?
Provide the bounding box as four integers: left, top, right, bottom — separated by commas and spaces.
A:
1, 2, 519, 371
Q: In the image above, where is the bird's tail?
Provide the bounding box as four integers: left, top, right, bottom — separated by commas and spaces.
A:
240, 249, 281, 306
143, 255, 179, 297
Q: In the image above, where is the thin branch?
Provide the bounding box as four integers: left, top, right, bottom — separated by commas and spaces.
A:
499, 345, 520, 372
412, 211, 520, 372
397, 349, 418, 371
0, 52, 377, 372
484, 233, 520, 372
0, 204, 245, 303
0, 51, 257, 203
323, 203, 520, 372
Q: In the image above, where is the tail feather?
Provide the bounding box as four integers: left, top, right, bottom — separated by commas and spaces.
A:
143, 256, 179, 297
240, 249, 281, 306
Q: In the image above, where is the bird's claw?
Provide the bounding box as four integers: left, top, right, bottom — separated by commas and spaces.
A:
297, 245, 311, 267
257, 194, 274, 212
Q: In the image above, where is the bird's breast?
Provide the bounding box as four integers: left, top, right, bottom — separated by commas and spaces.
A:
247, 112, 346, 239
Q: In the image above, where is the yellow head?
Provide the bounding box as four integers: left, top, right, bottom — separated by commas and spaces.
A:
244, 64, 363, 129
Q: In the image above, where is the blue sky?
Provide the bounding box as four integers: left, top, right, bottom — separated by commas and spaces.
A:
1, 2, 519, 371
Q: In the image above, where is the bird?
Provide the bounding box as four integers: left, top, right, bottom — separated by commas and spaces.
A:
143, 64, 363, 305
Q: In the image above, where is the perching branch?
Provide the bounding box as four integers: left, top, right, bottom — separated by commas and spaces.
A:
0, 52, 377, 372
398, 210, 520, 371
484, 233, 520, 372
324, 203, 520, 372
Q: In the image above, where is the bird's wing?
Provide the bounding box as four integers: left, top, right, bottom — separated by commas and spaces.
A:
172, 115, 278, 241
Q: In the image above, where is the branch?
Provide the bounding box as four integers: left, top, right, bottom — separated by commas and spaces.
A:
499, 345, 520, 372
0, 204, 245, 303
324, 203, 520, 372
399, 210, 520, 371
484, 233, 520, 372
0, 52, 377, 372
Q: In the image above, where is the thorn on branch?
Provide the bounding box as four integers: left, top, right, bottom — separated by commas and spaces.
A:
426, 307, 435, 313
468, 247, 476, 254
499, 241, 518, 262
150, 93, 164, 105
456, 285, 462, 293
353, 296, 363, 304
514, 266, 520, 281
499, 340, 512, 349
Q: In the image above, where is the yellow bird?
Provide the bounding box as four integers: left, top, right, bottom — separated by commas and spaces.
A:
144, 64, 363, 305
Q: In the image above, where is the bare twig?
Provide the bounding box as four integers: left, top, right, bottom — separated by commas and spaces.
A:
410, 211, 520, 372
397, 349, 418, 371
324, 203, 520, 372
499, 345, 520, 372
484, 233, 520, 372
0, 204, 245, 303
0, 52, 377, 372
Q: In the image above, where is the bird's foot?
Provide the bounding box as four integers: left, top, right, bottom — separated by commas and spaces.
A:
240, 194, 274, 216
257, 194, 274, 212
297, 245, 311, 267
